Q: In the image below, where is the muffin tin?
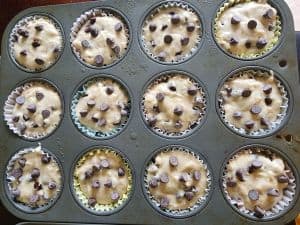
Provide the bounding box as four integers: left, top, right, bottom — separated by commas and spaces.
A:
0, 0, 300, 224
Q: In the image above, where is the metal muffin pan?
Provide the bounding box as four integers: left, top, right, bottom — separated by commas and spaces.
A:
0, 0, 299, 224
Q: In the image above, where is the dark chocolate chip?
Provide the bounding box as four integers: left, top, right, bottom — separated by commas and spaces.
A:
89, 17, 96, 25
16, 96, 25, 105
158, 51, 166, 61
92, 180, 100, 189
251, 160, 263, 169
193, 170, 201, 181
245, 40, 252, 49
263, 9, 274, 19
225, 87, 232, 96
161, 24, 168, 31
93, 164, 101, 172
245, 120, 255, 129
256, 38, 268, 49
42, 109, 51, 119
254, 206, 265, 218
169, 156, 178, 167
250, 105, 262, 115
18, 123, 27, 134
229, 37, 238, 45
88, 197, 97, 207
32, 123, 39, 128
29, 194, 40, 204
23, 114, 30, 121
149, 177, 158, 188
31, 168, 40, 179
80, 110, 88, 117
100, 159, 110, 169
99, 103, 110, 112
94, 55, 104, 66
36, 91, 44, 101
156, 92, 165, 102
248, 20, 257, 29
106, 38, 114, 47
20, 50, 27, 56
11, 189, 20, 199
35, 58, 45, 65
181, 37, 189, 46
187, 23, 195, 32
168, 83, 176, 91
111, 192, 120, 201
242, 89, 252, 97
265, 97, 273, 106
84, 26, 92, 33
184, 191, 194, 201
53, 47, 60, 53
87, 99, 96, 107
160, 197, 169, 208
179, 172, 189, 182
27, 104, 36, 113
41, 154, 51, 164
233, 111, 242, 120
32, 39, 41, 48
17, 29, 29, 38
263, 84, 272, 94
34, 181, 43, 190
175, 51, 182, 56
231, 16, 241, 25
277, 175, 289, 183
81, 40, 90, 48
187, 86, 197, 96
35, 25, 44, 31
160, 173, 169, 183
268, 25, 274, 31
11, 168, 23, 179
104, 179, 112, 188
149, 24, 157, 32
226, 179, 237, 187
118, 167, 125, 177
164, 35, 173, 44
236, 169, 244, 181
174, 120, 183, 129
12, 116, 20, 123
267, 188, 279, 197
260, 117, 269, 126
248, 189, 259, 201
106, 86, 114, 95
12, 34, 18, 42
18, 158, 26, 168
152, 105, 160, 113
48, 181, 57, 190
148, 117, 157, 127
90, 28, 99, 38
173, 106, 183, 116
97, 118, 106, 127
114, 23, 123, 32
171, 14, 180, 25
112, 45, 120, 55
120, 109, 128, 116
85, 168, 94, 179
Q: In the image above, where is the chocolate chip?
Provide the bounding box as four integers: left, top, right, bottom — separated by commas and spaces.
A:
85, 168, 94, 179
248, 189, 259, 201
251, 160, 263, 169
27, 104, 36, 113
256, 38, 267, 49
174, 106, 183, 116
277, 175, 289, 183
42, 109, 51, 119
263, 9, 274, 19
106, 38, 114, 47
260, 117, 269, 126
84, 26, 92, 33
248, 20, 257, 29
245, 40, 252, 49
161, 24, 168, 31
41, 154, 51, 164
106, 86, 114, 95
97, 117, 107, 127
32, 123, 39, 128
23, 114, 30, 121
114, 23, 123, 32
156, 92, 164, 102
263, 84, 272, 94
158, 51, 166, 61
193, 170, 201, 181
48, 181, 57, 190
160, 173, 169, 183
11, 168, 23, 179
242, 89, 251, 97
20, 50, 27, 56
11, 189, 20, 199
112, 45, 120, 56
267, 188, 279, 197
93, 164, 101, 172
104, 179, 112, 188
111, 192, 120, 201
18, 123, 27, 134
149, 24, 157, 32
35, 58, 44, 65
254, 206, 265, 218
148, 117, 157, 127
35, 91, 44, 100
34, 181, 42, 190
168, 83, 176, 91
80, 110, 88, 117
229, 37, 238, 45
29, 194, 40, 204
265, 97, 273, 106
179, 172, 189, 182
99, 103, 110, 112
81, 40, 90, 48
18, 158, 26, 168
236, 169, 244, 181
31, 168, 40, 179
171, 14, 180, 25
187, 23, 195, 32
181, 37, 189, 46
89, 17, 96, 24
268, 25, 274, 31
159, 197, 169, 208
250, 105, 262, 115
32, 39, 41, 48
174, 120, 183, 129
153, 105, 160, 113
149, 177, 158, 188
226, 179, 237, 187
175, 51, 182, 56
12, 34, 18, 42
90, 28, 99, 38
94, 55, 104, 66
164, 35, 173, 44
169, 156, 178, 167
87, 99, 96, 107
12, 116, 20, 123
233, 111, 242, 120
185, 191, 194, 201
245, 120, 255, 129
187, 86, 197, 96
17, 29, 29, 38
92, 180, 100, 189
120, 110, 128, 116
118, 168, 125, 177
88, 197, 97, 207
35, 25, 44, 31
16, 96, 25, 105
100, 159, 110, 169
231, 16, 241, 25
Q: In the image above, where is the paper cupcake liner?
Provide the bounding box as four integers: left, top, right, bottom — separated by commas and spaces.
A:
144, 146, 211, 216
9, 14, 64, 72
73, 147, 133, 213
214, 0, 281, 59
71, 77, 131, 139
218, 69, 289, 137
6, 143, 62, 210
70, 8, 130, 68
141, 1, 202, 63
222, 146, 296, 219
142, 73, 207, 137
3, 80, 63, 140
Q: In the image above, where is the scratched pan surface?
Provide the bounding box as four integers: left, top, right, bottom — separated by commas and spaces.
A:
0, 0, 300, 225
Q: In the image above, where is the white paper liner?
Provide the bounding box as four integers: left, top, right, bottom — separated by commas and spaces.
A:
9, 14, 64, 72
218, 69, 289, 137
144, 146, 211, 216
222, 146, 296, 219
142, 73, 207, 137
3, 81, 63, 140
6, 143, 62, 209
70, 8, 130, 67
72, 147, 133, 213
70, 77, 131, 139
141, 1, 202, 63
